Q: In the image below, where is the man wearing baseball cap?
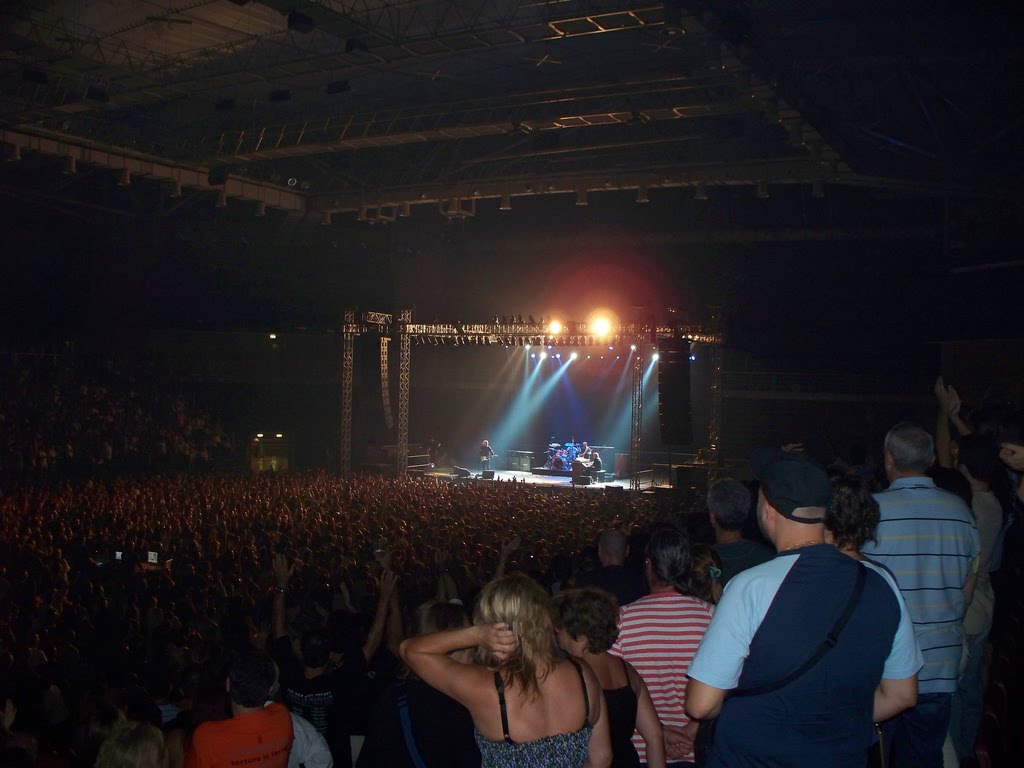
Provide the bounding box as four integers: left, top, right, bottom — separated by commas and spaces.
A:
684, 448, 922, 767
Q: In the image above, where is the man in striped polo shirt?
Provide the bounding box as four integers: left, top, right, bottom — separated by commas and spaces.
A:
862, 422, 980, 768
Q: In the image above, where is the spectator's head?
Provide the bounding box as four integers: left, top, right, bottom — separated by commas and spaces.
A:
753, 450, 830, 546
956, 433, 1000, 489
596, 529, 628, 566
928, 466, 973, 507
825, 475, 880, 554
688, 544, 723, 605
225, 651, 276, 710
644, 525, 691, 593
884, 423, 934, 479
552, 587, 619, 656
94, 720, 166, 768
408, 600, 471, 671
299, 629, 331, 670
474, 574, 556, 697
707, 478, 751, 533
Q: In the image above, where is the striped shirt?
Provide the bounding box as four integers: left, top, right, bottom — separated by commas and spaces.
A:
609, 591, 714, 762
861, 476, 979, 694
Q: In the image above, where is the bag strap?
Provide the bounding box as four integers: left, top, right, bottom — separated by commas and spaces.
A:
396, 679, 429, 768
733, 561, 866, 698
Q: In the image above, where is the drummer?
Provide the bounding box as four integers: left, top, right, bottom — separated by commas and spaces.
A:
578, 441, 591, 460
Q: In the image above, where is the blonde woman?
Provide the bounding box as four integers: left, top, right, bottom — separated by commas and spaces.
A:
95, 720, 167, 768
401, 573, 612, 768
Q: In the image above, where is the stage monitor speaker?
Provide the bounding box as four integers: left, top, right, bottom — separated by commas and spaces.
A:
453, 466, 472, 478
481, 470, 495, 480
658, 339, 693, 445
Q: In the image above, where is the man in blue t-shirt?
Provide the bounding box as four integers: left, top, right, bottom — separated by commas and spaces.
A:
686, 450, 923, 768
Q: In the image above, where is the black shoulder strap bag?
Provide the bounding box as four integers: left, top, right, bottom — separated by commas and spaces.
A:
693, 561, 866, 767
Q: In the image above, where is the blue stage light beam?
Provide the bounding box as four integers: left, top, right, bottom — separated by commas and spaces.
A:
488, 349, 545, 456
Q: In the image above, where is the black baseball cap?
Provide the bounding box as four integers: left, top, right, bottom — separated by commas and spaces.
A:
752, 448, 831, 524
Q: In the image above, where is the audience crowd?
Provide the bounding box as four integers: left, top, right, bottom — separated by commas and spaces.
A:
0, 373, 1021, 768
0, 354, 233, 482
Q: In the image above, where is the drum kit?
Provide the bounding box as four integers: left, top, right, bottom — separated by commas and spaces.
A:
544, 441, 583, 470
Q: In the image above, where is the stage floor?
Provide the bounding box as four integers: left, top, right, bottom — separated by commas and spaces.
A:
424, 469, 631, 489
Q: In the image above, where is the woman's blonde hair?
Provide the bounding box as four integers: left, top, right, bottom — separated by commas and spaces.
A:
95, 720, 166, 768
474, 573, 557, 699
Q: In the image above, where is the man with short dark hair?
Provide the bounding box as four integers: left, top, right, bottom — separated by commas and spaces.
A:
186, 650, 293, 768
686, 450, 922, 767
575, 529, 646, 606
861, 422, 980, 768
707, 478, 774, 585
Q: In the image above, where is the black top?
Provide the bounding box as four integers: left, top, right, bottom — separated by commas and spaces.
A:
357, 677, 481, 768
271, 635, 366, 768
603, 658, 640, 768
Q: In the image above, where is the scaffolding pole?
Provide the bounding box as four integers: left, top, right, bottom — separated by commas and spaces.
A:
340, 309, 356, 473
396, 309, 412, 475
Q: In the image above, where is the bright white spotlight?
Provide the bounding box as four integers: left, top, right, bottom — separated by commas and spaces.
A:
608, 345, 614, 350
690, 354, 697, 361
555, 353, 561, 359
540, 352, 548, 359
525, 344, 531, 350
653, 353, 659, 360
549, 320, 562, 334
630, 344, 636, 351
531, 353, 536, 359
593, 318, 610, 337
570, 352, 578, 360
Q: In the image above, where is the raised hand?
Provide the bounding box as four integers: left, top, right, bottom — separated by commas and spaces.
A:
377, 569, 399, 602
501, 534, 521, 557
999, 442, 1024, 471
272, 553, 294, 588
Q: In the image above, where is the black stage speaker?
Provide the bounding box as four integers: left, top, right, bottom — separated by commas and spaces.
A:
453, 466, 472, 478
658, 339, 693, 445
481, 469, 495, 480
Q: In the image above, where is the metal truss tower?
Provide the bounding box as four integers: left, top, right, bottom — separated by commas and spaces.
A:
396, 309, 412, 476
340, 310, 356, 473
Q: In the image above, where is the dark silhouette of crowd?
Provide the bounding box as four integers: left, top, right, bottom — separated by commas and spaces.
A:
0, 353, 234, 483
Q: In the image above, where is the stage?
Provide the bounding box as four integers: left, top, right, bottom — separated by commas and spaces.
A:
424, 468, 631, 489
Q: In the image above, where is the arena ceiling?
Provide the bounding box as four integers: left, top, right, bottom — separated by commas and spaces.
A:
0, 0, 1021, 220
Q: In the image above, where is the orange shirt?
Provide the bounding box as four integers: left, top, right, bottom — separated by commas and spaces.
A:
185, 702, 294, 768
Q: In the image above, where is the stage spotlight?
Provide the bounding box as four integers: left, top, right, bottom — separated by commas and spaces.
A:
540, 352, 547, 359
547, 344, 552, 350
525, 344, 531, 350
630, 344, 637, 351
608, 345, 614, 350
653, 353, 659, 360
690, 354, 697, 361
570, 352, 578, 360
593, 318, 610, 336
531, 353, 536, 359
548, 320, 562, 334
